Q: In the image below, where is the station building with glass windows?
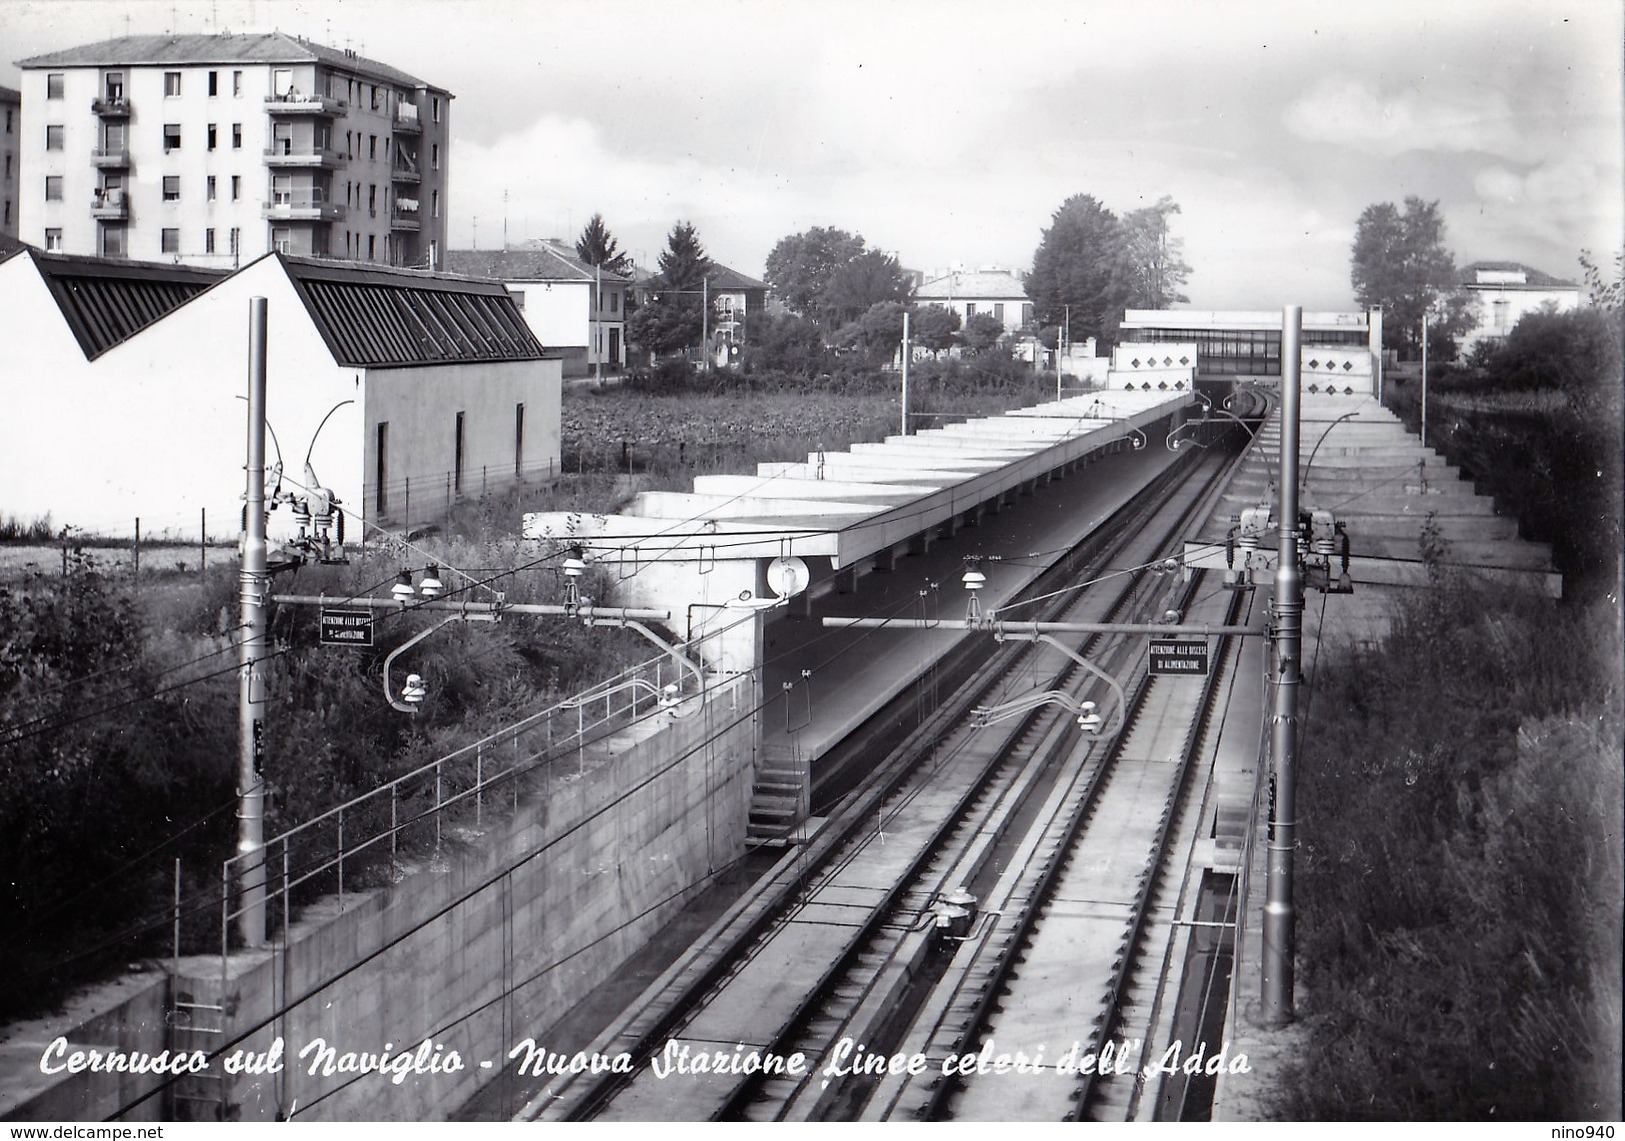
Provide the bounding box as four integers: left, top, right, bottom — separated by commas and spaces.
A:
1118, 308, 1383, 397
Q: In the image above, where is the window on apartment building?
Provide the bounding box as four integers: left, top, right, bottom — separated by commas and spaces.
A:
272, 227, 291, 254
432, 96, 441, 123
272, 122, 292, 154
233, 70, 243, 96
229, 227, 240, 256
47, 73, 64, 99
45, 228, 62, 251
375, 423, 390, 515
207, 123, 217, 150
101, 225, 125, 257
229, 175, 240, 201
368, 234, 376, 260
453, 412, 466, 494
163, 123, 181, 151
369, 135, 377, 161
368, 184, 377, 216
164, 71, 181, 97
206, 175, 217, 200
44, 175, 62, 201
514, 404, 525, 476
965, 303, 977, 317
161, 228, 180, 254
102, 120, 126, 151
163, 175, 180, 201
208, 70, 218, 96
5, 107, 12, 132
431, 189, 439, 218
371, 85, 381, 111
993, 303, 1004, 322
431, 143, 439, 170
273, 174, 292, 204
273, 69, 292, 97
45, 124, 63, 150
232, 123, 242, 149
205, 228, 215, 254
103, 72, 124, 100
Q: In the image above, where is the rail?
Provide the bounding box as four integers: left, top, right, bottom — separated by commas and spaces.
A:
218, 638, 724, 967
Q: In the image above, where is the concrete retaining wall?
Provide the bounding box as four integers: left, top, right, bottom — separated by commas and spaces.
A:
4, 675, 759, 1122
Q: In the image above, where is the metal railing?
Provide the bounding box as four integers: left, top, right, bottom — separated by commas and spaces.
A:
219, 641, 733, 968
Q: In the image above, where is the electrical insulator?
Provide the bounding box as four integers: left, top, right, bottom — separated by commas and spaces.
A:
962, 566, 986, 627
419, 566, 444, 599
1077, 700, 1102, 733
402, 674, 427, 705
391, 569, 416, 605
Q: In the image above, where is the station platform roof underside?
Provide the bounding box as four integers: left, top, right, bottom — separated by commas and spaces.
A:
522, 390, 1193, 578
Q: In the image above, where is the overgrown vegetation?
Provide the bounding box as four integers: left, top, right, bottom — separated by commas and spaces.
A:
1278, 570, 1621, 1119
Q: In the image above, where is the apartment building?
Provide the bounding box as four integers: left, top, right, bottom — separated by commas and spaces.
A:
1, 85, 19, 245
15, 33, 450, 269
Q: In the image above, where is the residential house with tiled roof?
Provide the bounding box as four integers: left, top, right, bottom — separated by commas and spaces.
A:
915, 268, 1034, 338
14, 33, 450, 269
1457, 261, 1582, 357
636, 260, 767, 366
447, 240, 630, 377
0, 249, 559, 537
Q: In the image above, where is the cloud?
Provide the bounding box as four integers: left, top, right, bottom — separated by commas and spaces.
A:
1284, 77, 1521, 158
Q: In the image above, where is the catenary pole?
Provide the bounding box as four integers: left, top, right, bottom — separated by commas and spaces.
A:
1261, 303, 1303, 1025
237, 297, 270, 949
901, 309, 911, 435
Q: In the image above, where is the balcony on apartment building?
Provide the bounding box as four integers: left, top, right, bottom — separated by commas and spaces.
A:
92, 96, 132, 117
90, 147, 132, 169
390, 198, 421, 231
264, 188, 346, 221
264, 90, 347, 116
90, 187, 129, 219
391, 154, 421, 184
264, 143, 347, 169
393, 102, 421, 134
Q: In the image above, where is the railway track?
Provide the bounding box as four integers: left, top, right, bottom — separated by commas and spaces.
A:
523, 430, 1257, 1122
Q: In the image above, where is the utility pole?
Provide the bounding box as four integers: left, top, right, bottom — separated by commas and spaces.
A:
701, 276, 709, 370
238, 297, 270, 949
594, 260, 602, 385
901, 309, 911, 435
1420, 308, 1429, 448
1261, 303, 1303, 1026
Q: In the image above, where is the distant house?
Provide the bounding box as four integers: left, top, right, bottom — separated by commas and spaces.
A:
0, 85, 19, 245
634, 260, 768, 366
0, 248, 559, 537
915, 268, 1034, 337
1457, 261, 1582, 357
446, 240, 630, 378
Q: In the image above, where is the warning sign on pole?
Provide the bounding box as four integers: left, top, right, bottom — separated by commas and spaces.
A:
320, 608, 375, 648
1149, 637, 1209, 677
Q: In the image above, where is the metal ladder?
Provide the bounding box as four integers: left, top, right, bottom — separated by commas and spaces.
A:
167, 989, 229, 1120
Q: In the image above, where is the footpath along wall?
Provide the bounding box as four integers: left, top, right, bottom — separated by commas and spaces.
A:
3, 674, 759, 1122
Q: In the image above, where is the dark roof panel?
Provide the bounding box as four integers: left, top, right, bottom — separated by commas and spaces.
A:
28, 251, 226, 359
17, 32, 443, 92
279, 255, 545, 368
446, 241, 631, 284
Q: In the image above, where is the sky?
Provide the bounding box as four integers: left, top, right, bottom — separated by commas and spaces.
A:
2, 0, 1620, 309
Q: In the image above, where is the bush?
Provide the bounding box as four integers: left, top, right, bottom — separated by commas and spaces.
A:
1276, 570, 1622, 1120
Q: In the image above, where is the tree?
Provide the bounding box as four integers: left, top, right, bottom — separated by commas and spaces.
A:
628, 221, 713, 356
1025, 194, 1133, 346
1350, 197, 1470, 359
763, 227, 868, 325
1579, 249, 1623, 311
574, 213, 633, 275
1121, 196, 1191, 309
742, 311, 829, 376
910, 304, 960, 357
822, 249, 912, 329
959, 312, 1006, 355
833, 300, 907, 363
